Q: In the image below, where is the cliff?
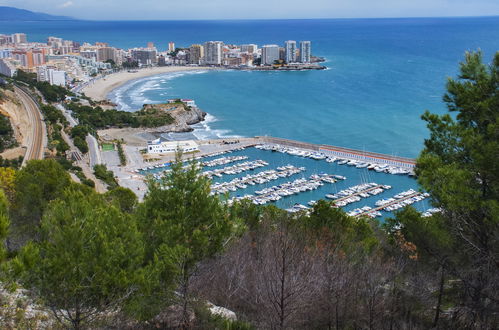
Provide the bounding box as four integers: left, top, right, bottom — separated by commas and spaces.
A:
141, 102, 206, 133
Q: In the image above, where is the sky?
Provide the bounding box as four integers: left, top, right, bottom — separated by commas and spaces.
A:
1, 0, 499, 20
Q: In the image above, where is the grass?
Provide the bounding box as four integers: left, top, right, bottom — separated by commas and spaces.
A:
102, 143, 115, 152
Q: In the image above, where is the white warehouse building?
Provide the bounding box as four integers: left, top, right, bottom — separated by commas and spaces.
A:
147, 139, 199, 154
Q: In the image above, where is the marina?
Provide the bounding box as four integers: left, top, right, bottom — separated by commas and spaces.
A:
136, 139, 435, 219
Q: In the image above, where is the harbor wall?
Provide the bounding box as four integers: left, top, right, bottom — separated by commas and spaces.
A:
255, 136, 416, 169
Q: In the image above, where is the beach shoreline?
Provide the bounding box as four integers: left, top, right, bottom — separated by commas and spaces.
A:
80, 66, 217, 102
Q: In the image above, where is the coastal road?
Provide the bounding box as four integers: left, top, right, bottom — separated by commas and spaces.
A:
15, 86, 46, 166
86, 134, 102, 168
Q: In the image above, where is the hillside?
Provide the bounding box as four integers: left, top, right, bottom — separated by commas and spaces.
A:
0, 6, 73, 21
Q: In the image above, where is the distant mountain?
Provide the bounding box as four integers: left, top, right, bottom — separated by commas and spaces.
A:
0, 6, 74, 21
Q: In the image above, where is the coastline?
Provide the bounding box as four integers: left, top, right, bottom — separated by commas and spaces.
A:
80, 66, 218, 102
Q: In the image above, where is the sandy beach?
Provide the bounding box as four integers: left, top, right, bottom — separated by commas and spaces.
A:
81, 66, 216, 101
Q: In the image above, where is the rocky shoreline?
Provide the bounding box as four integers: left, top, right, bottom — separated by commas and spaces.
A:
142, 103, 207, 134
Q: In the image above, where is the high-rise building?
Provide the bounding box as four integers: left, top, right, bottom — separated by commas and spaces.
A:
285, 40, 297, 63
261, 45, 280, 65
147, 42, 155, 49
168, 42, 175, 53
47, 36, 63, 48
131, 48, 157, 65
11, 33, 27, 44
240, 44, 258, 54
189, 44, 204, 65
299, 41, 311, 63
0, 34, 12, 45
0, 58, 17, 77
12, 49, 33, 68
204, 41, 223, 65
97, 47, 118, 63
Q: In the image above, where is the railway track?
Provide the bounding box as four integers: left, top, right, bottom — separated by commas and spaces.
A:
15, 86, 45, 166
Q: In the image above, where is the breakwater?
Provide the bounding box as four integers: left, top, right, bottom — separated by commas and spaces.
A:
205, 136, 416, 169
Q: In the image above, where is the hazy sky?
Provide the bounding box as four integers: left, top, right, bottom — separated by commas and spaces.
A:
1, 0, 499, 20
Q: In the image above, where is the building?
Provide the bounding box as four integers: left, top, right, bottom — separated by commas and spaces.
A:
0, 34, 12, 45
204, 41, 223, 65
80, 50, 98, 60
97, 47, 118, 63
0, 48, 13, 59
285, 40, 297, 63
47, 36, 63, 48
147, 42, 155, 49
240, 44, 258, 54
11, 33, 27, 44
37, 66, 66, 86
0, 58, 17, 77
168, 42, 175, 53
167, 99, 196, 107
147, 139, 199, 154
12, 49, 33, 68
131, 48, 157, 65
188, 44, 204, 65
261, 45, 280, 65
157, 55, 166, 66
299, 41, 311, 63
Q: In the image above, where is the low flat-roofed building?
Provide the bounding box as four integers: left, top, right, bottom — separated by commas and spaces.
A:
147, 139, 199, 154
167, 98, 196, 107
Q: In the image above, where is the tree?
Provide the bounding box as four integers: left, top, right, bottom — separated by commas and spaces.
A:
137, 152, 236, 327
104, 186, 138, 213
10, 160, 71, 246
0, 190, 9, 265
394, 51, 499, 328
0, 167, 16, 202
14, 188, 145, 329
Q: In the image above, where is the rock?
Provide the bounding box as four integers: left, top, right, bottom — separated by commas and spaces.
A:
142, 103, 206, 134
207, 302, 237, 321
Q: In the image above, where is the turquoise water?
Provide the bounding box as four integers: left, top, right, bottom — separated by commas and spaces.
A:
141, 147, 426, 217
3, 17, 499, 156
102, 17, 499, 157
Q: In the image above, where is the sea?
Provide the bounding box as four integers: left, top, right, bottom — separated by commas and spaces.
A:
3, 17, 499, 157
3, 17, 499, 215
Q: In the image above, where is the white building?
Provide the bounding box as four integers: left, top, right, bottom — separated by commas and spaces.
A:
11, 33, 27, 44
299, 41, 311, 63
147, 139, 199, 154
261, 45, 280, 65
167, 99, 196, 107
204, 41, 223, 65
37, 66, 66, 86
284, 40, 297, 63
0, 58, 17, 77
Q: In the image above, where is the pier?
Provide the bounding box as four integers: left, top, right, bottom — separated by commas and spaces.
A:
331, 184, 387, 204
357, 191, 422, 217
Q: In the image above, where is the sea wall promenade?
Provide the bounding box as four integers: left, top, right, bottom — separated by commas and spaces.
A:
201, 136, 416, 169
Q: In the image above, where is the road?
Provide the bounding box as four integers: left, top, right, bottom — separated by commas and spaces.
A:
56, 103, 78, 127
86, 134, 102, 168
15, 86, 46, 166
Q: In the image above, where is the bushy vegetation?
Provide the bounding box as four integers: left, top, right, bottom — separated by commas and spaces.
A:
66, 102, 174, 129
0, 52, 497, 329
0, 114, 17, 153
0, 156, 23, 169
70, 125, 90, 154
117, 141, 126, 165
37, 104, 70, 156
93, 164, 118, 189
